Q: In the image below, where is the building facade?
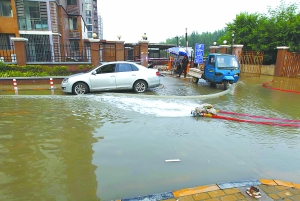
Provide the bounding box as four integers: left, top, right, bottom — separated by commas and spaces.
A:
0, 0, 99, 62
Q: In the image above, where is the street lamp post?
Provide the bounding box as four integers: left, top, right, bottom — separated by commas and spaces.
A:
175, 36, 179, 47
142, 33, 147, 40
179, 36, 182, 47
92, 32, 97, 39
117, 34, 122, 40
231, 31, 235, 55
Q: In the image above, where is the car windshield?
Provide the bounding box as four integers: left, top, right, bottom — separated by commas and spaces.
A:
216, 56, 239, 68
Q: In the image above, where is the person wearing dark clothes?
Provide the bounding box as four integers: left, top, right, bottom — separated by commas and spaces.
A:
148, 62, 155, 68
178, 55, 188, 78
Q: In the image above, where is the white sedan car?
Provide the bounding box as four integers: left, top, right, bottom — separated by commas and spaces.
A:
61, 61, 161, 95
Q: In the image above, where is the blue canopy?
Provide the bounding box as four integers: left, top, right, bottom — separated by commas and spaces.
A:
166, 47, 187, 56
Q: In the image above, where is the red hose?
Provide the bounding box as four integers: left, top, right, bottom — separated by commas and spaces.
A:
262, 80, 300, 94
218, 110, 300, 123
211, 114, 300, 128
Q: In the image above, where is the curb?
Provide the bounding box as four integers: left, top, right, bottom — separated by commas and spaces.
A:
117, 179, 300, 201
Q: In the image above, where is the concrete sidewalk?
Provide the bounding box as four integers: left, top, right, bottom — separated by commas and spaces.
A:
117, 179, 300, 201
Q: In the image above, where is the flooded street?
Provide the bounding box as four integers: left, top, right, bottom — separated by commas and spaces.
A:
0, 75, 300, 201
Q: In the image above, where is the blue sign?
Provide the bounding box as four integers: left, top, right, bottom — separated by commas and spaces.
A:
194, 43, 204, 64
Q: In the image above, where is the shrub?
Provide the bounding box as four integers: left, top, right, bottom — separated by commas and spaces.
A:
0, 62, 71, 77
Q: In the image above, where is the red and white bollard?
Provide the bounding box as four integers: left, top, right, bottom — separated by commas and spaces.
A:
50, 78, 55, 95
13, 79, 18, 95
50, 78, 54, 89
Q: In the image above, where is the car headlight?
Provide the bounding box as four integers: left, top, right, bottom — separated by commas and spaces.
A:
62, 78, 69, 83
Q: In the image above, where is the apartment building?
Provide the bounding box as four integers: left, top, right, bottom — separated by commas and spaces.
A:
84, 0, 98, 39
97, 14, 103, 40
0, 0, 98, 62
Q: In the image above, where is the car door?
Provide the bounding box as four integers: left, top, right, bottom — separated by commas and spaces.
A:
205, 55, 215, 82
115, 63, 138, 89
90, 64, 117, 90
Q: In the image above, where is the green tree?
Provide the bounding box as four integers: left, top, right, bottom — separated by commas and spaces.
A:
225, 0, 300, 64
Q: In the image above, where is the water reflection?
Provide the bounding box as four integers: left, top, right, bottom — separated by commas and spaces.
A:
0, 75, 300, 200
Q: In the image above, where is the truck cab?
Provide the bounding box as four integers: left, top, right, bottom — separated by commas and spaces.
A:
203, 53, 240, 90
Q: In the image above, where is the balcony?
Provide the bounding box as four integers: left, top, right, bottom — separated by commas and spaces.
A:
67, 5, 80, 15
18, 18, 49, 31
69, 31, 80, 39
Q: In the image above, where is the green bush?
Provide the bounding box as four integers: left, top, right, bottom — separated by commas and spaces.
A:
0, 62, 71, 77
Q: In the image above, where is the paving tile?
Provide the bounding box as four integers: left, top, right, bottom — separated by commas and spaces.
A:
277, 190, 294, 198
289, 188, 300, 195
276, 186, 291, 191
259, 185, 281, 194
291, 195, 300, 200
192, 192, 211, 200
282, 198, 293, 201
293, 183, 300, 189
175, 195, 195, 201
260, 179, 277, 186
204, 198, 220, 201
233, 192, 246, 200
220, 195, 237, 201
268, 193, 280, 200
208, 190, 225, 198
275, 180, 294, 188
238, 186, 273, 201
223, 188, 240, 195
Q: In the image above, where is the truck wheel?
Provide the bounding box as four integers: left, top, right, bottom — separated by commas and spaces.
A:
223, 80, 229, 90
192, 77, 199, 83
209, 82, 216, 88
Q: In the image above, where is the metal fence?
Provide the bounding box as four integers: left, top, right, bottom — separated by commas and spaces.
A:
25, 44, 91, 62
282, 51, 300, 78
0, 44, 16, 62
239, 51, 264, 77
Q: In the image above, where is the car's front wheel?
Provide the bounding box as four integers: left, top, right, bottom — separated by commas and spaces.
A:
133, 80, 147, 93
72, 82, 88, 95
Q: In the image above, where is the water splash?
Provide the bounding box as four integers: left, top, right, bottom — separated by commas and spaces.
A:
94, 95, 201, 117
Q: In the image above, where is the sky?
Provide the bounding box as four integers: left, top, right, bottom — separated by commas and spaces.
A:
98, 0, 295, 43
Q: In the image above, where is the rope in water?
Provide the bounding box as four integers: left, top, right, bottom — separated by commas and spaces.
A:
197, 113, 300, 128
262, 80, 300, 94
217, 110, 300, 123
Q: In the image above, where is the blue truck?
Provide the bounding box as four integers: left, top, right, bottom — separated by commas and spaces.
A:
188, 53, 240, 90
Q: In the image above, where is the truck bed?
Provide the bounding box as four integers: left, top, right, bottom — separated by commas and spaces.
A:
188, 68, 203, 78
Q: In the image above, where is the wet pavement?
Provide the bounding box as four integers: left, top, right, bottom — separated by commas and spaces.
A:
0, 74, 300, 201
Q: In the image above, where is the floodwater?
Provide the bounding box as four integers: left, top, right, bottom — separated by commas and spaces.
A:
0, 75, 300, 201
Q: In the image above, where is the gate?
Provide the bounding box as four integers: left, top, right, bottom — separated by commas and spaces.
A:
238, 51, 264, 77
281, 51, 300, 78
100, 43, 116, 62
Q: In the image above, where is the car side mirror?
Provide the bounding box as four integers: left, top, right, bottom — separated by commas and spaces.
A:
92, 71, 97, 75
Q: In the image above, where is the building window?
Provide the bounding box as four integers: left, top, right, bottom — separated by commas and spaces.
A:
87, 25, 92, 31
24, 1, 40, 18
69, 18, 78, 30
86, 17, 92, 24
85, 0, 91, 2
67, 0, 77, 5
87, 32, 92, 38
70, 41, 79, 51
86, 10, 91, 17
0, 0, 12, 17
85, 3, 91, 10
